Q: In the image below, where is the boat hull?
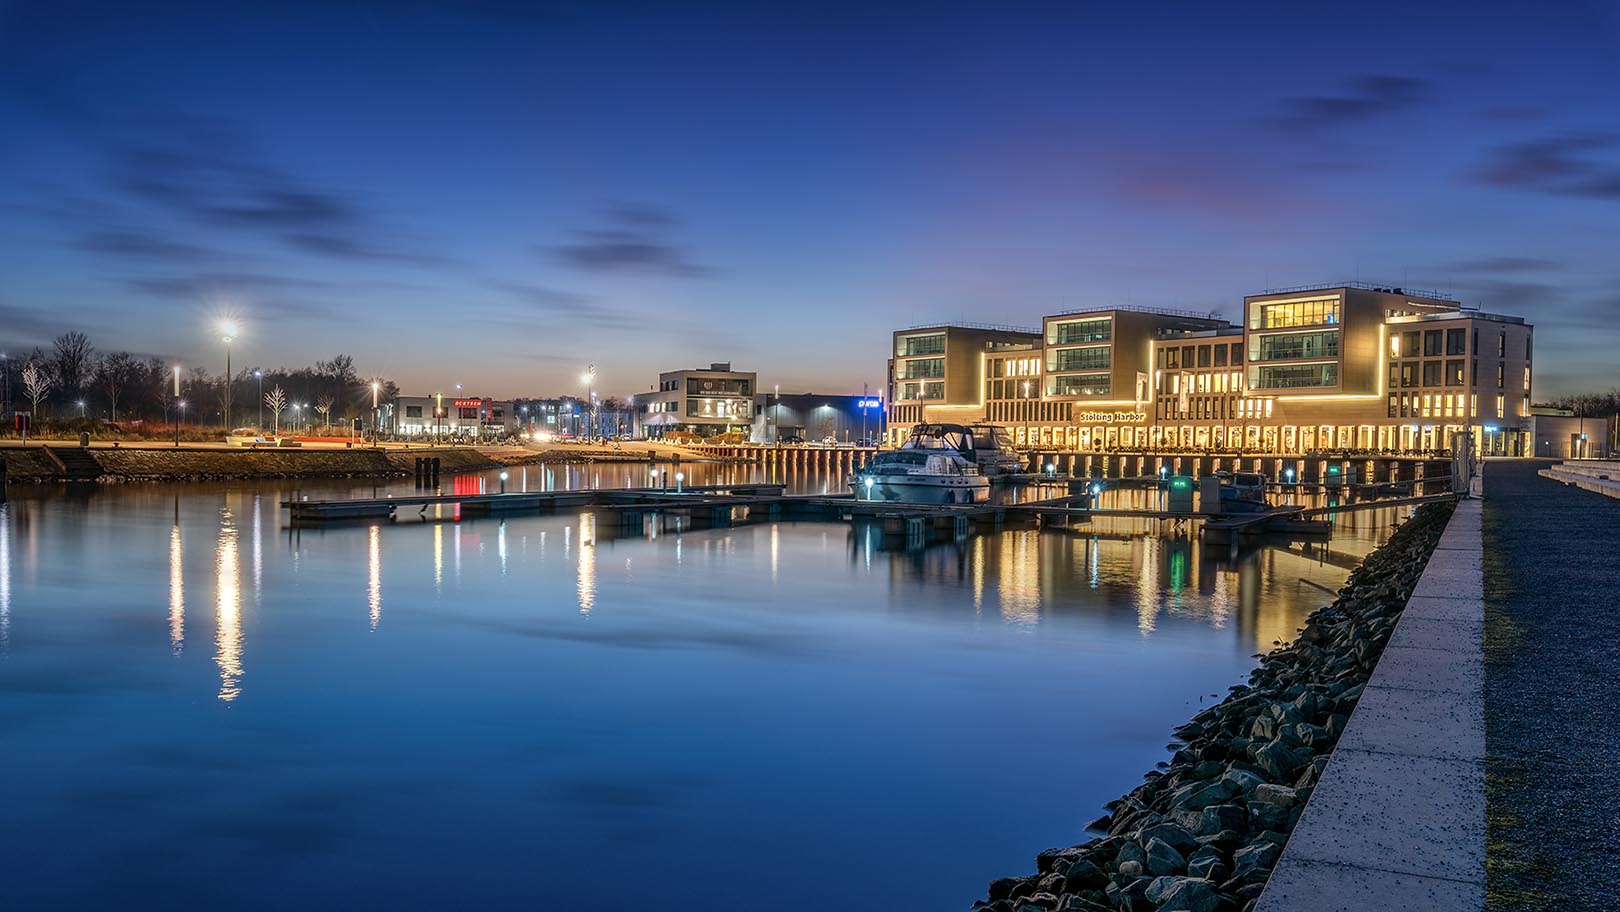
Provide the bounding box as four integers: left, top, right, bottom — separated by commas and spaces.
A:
851, 475, 990, 505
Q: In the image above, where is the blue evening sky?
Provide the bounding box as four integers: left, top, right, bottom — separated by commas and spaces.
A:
2, 0, 1617, 398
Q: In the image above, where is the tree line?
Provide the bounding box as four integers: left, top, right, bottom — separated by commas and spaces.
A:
2, 331, 399, 429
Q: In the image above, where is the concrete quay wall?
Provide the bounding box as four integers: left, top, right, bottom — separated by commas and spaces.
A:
1257, 492, 1484, 911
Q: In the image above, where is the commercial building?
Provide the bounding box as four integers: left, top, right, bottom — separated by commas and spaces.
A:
641, 363, 757, 437
752, 392, 886, 443
394, 394, 517, 438
1529, 408, 1614, 460
886, 283, 1535, 456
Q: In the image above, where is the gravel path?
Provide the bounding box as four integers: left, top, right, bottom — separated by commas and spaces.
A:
1483, 460, 1620, 911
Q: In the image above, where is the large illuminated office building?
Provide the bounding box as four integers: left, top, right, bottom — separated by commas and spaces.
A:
886, 283, 1533, 457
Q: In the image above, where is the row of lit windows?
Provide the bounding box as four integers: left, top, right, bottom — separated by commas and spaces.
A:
899, 333, 945, 356
1249, 298, 1341, 329
989, 356, 1041, 378
1158, 370, 1244, 395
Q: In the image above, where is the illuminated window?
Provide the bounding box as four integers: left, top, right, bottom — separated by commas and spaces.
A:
1250, 362, 1338, 389
1496, 394, 1505, 418
1250, 298, 1341, 329
1049, 346, 1111, 372
1251, 330, 1340, 361
901, 334, 945, 356
1048, 318, 1111, 345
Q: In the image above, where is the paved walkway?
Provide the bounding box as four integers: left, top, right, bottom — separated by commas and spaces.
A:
1483, 460, 1620, 910
1259, 496, 1484, 912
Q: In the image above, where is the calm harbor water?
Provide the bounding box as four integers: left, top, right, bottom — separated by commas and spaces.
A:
0, 464, 1405, 910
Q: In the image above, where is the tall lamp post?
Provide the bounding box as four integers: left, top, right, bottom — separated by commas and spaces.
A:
773, 383, 780, 444
218, 320, 238, 431
580, 364, 596, 441
371, 381, 381, 446
254, 370, 263, 429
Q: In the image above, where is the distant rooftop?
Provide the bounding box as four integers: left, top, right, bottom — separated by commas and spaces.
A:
902, 321, 1041, 334
1256, 280, 1459, 303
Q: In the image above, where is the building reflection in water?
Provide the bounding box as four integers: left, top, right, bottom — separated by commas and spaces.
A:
215, 505, 243, 702
852, 508, 1361, 654
576, 512, 596, 615
0, 502, 10, 654
997, 531, 1041, 626
169, 500, 184, 654
368, 523, 382, 631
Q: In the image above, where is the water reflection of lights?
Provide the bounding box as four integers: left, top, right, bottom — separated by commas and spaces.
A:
169, 512, 184, 654
252, 495, 263, 604
498, 520, 508, 576
367, 524, 382, 631
997, 531, 1041, 625
0, 503, 11, 653
433, 523, 444, 592
770, 523, 779, 583
576, 513, 596, 615
214, 506, 243, 702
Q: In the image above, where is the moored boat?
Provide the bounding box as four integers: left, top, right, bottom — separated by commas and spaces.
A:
851, 449, 990, 504
898, 422, 1022, 477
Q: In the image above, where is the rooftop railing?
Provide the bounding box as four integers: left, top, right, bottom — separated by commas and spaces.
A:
902, 321, 1041, 334
1257, 280, 1459, 302
1048, 303, 1228, 322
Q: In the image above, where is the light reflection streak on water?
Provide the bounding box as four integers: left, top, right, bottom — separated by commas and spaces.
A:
498, 520, 508, 576
433, 523, 444, 592
169, 511, 184, 655
368, 524, 382, 631
997, 531, 1040, 626
577, 513, 595, 615
252, 495, 262, 604
1136, 536, 1160, 635
0, 502, 10, 653
770, 524, 779, 583
453, 522, 462, 585
970, 535, 984, 616
214, 505, 243, 702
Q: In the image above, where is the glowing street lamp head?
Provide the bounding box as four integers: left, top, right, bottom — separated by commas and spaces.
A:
371, 381, 381, 392
218, 319, 239, 341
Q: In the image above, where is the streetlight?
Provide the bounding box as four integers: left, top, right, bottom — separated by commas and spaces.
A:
499, 469, 508, 494
254, 370, 263, 429
218, 320, 238, 431
176, 399, 188, 447
77, 399, 86, 418
580, 365, 596, 441
675, 470, 684, 493
371, 381, 381, 445
774, 383, 780, 445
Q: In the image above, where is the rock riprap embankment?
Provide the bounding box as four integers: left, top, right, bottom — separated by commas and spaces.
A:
974, 501, 1457, 912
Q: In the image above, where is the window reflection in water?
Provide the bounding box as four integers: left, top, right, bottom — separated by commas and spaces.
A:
576, 513, 596, 615
0, 502, 10, 654
169, 506, 184, 655
433, 523, 443, 592
215, 505, 243, 702
368, 523, 382, 631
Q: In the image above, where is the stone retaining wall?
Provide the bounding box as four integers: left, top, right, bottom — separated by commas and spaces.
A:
1, 444, 501, 483
974, 500, 1459, 912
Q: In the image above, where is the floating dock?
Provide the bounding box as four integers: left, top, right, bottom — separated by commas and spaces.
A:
283, 480, 1458, 548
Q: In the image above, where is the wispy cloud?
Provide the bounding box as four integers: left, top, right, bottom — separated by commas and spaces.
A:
546, 206, 711, 277
1474, 132, 1620, 200
1267, 75, 1427, 131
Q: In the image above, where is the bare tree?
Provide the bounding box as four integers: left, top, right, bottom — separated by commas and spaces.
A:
50, 331, 95, 398
96, 351, 140, 422
314, 395, 334, 428
265, 385, 288, 434
22, 360, 53, 417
